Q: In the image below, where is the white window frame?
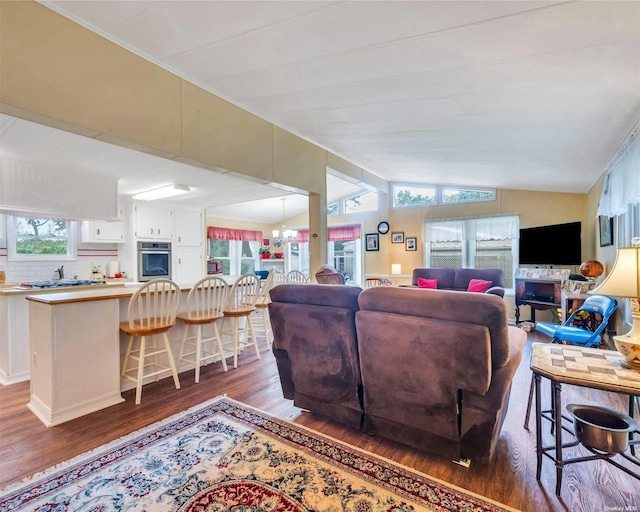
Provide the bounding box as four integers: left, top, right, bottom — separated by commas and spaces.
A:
423, 215, 518, 293
393, 183, 496, 209
208, 239, 259, 276
6, 215, 77, 262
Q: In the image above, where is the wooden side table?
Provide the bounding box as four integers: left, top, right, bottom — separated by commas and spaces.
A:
530, 343, 640, 496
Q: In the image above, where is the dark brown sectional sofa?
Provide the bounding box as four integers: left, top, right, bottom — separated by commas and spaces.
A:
268, 283, 526, 462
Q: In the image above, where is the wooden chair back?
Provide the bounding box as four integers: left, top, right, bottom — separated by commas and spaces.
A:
126, 279, 181, 332
184, 276, 228, 322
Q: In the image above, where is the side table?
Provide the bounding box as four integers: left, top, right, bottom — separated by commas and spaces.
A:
530, 342, 640, 496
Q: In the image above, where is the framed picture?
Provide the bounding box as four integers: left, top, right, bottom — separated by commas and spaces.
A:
262, 238, 270, 247
599, 216, 613, 247
391, 231, 404, 243
405, 237, 417, 251
365, 233, 379, 251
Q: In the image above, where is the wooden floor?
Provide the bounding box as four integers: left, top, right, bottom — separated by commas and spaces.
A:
1, 331, 639, 511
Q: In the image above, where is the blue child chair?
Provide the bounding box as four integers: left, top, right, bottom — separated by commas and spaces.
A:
524, 294, 617, 429
534, 294, 618, 348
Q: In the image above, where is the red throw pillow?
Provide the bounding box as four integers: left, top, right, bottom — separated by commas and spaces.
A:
467, 279, 493, 293
417, 278, 438, 289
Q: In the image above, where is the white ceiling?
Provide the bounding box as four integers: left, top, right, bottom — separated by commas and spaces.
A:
3, 1, 640, 221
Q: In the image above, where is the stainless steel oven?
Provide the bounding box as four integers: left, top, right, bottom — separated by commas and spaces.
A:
138, 242, 171, 282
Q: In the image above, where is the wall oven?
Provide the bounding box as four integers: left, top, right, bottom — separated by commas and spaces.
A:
138, 242, 171, 282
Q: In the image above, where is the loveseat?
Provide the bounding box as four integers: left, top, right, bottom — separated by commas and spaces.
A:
411, 267, 505, 297
268, 284, 526, 461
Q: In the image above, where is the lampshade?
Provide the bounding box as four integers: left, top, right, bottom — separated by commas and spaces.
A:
391, 264, 402, 275
579, 259, 604, 279
133, 184, 190, 201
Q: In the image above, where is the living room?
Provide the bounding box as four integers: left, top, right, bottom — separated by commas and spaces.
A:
1, 1, 640, 511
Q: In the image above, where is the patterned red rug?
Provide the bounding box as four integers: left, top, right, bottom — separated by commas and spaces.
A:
0, 396, 517, 511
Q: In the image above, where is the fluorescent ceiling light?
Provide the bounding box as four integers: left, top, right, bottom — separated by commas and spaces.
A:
132, 184, 190, 201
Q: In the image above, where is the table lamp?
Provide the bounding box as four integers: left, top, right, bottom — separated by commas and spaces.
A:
589, 237, 640, 368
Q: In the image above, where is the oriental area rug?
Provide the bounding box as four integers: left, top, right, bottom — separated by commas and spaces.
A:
0, 396, 516, 512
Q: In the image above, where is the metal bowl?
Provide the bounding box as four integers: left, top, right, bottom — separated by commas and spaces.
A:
566, 404, 637, 454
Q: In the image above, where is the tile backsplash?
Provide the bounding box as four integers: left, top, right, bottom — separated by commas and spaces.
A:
0, 248, 120, 283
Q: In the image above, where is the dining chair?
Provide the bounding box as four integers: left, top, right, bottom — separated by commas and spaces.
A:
287, 270, 309, 283
271, 270, 288, 287
220, 274, 262, 368
120, 279, 182, 404
365, 277, 383, 288
524, 294, 618, 428
253, 270, 276, 349
176, 276, 229, 383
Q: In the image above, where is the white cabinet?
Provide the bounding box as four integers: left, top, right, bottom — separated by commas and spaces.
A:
134, 204, 172, 240
81, 215, 125, 243
174, 209, 203, 247
172, 208, 204, 284
173, 248, 203, 284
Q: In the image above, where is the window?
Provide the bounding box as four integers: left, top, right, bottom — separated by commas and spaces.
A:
393, 183, 496, 208
208, 239, 259, 275
7, 216, 77, 261
343, 191, 378, 213
327, 202, 339, 216
393, 184, 436, 208
442, 187, 495, 204
423, 215, 519, 290
328, 239, 361, 283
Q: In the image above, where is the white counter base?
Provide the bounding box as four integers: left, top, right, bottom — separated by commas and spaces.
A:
28, 297, 125, 427
28, 391, 124, 427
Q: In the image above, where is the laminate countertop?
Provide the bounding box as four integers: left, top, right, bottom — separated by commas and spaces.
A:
0, 282, 126, 297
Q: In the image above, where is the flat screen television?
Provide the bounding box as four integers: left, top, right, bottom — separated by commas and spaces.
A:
519, 221, 582, 266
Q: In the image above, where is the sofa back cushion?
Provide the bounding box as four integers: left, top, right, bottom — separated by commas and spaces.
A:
268, 284, 363, 421
357, 286, 510, 369
412, 268, 455, 288
453, 268, 504, 291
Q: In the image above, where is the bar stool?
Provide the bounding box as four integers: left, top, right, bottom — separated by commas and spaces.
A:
221, 274, 261, 368
120, 279, 182, 404
253, 270, 275, 350
177, 276, 229, 383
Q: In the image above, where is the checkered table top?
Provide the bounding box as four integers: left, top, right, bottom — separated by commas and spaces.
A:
531, 342, 640, 395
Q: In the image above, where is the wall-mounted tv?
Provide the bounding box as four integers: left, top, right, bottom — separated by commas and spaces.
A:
519, 221, 582, 266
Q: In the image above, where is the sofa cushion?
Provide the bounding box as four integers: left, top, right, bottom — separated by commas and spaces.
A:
417, 277, 438, 289
468, 279, 493, 293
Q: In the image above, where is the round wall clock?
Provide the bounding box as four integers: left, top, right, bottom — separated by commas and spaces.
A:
377, 221, 390, 235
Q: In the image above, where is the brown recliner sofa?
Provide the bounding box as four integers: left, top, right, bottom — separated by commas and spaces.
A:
269, 283, 526, 462
268, 283, 363, 429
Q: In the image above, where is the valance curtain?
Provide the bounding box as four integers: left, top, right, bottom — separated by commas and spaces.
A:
597, 126, 640, 218
423, 215, 518, 243
292, 225, 361, 243
207, 227, 263, 242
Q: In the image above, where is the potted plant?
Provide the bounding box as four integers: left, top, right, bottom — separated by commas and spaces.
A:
259, 247, 271, 259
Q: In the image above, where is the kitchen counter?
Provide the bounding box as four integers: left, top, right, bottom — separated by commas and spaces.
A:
23, 279, 242, 426
0, 281, 124, 296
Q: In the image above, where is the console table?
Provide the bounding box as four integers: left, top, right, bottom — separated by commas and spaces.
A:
515, 277, 562, 323
530, 343, 640, 496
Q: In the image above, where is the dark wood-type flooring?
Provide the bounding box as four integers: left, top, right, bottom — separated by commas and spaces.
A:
1, 331, 639, 511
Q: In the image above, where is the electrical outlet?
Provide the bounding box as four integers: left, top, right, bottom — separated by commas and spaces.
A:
32, 352, 37, 366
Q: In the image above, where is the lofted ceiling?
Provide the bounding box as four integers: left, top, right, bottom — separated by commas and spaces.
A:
2, 1, 639, 222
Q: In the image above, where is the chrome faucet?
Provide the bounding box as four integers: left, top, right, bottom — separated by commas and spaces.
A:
54, 266, 64, 280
